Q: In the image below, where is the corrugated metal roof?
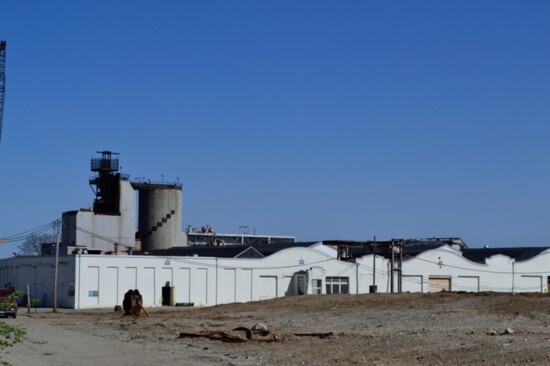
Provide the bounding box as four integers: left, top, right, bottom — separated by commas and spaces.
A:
138, 242, 319, 258
138, 241, 550, 264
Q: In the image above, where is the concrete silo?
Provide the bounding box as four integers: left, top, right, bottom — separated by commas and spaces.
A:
132, 182, 183, 251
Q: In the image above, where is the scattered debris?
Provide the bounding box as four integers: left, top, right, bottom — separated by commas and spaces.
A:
123, 289, 144, 316
233, 327, 253, 340
252, 322, 268, 332
294, 332, 334, 339
178, 327, 283, 343
488, 328, 514, 336
138, 301, 151, 317
178, 330, 249, 343
233, 327, 282, 342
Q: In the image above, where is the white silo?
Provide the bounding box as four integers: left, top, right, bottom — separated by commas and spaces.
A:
133, 182, 183, 251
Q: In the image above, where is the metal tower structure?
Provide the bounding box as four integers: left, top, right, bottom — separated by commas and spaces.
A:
0, 41, 6, 143
89, 151, 121, 215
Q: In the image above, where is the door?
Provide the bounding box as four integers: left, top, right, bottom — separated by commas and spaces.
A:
239, 269, 252, 302
176, 268, 191, 303
142, 267, 156, 305
258, 276, 277, 300
428, 277, 451, 292
194, 268, 208, 306
85, 266, 100, 306
522, 275, 543, 293
402, 275, 423, 293
457, 276, 479, 292
295, 274, 307, 295
101, 267, 119, 306
220, 268, 236, 304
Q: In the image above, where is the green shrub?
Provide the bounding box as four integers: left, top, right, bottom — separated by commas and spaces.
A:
0, 291, 22, 312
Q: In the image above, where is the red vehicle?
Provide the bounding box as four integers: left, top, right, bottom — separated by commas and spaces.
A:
0, 288, 18, 318
0, 288, 11, 300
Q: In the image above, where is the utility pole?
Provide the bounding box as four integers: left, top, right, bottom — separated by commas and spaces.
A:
390, 240, 394, 293
0, 40, 6, 143
53, 220, 61, 313
372, 235, 376, 293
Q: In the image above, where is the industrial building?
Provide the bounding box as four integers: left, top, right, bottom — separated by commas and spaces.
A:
1, 152, 550, 309
61, 151, 295, 254
2, 243, 550, 309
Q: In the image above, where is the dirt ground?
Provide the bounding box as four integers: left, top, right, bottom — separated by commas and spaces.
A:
4, 292, 550, 365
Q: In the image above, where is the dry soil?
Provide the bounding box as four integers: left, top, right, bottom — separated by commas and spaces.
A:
3, 292, 550, 365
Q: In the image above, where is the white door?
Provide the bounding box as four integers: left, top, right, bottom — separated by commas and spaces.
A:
194, 268, 208, 306
142, 267, 156, 305
258, 276, 277, 300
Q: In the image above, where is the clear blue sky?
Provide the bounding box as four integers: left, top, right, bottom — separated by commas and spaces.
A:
1, 1, 549, 257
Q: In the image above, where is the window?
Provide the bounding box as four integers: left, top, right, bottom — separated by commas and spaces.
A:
325, 277, 349, 294
312, 279, 322, 294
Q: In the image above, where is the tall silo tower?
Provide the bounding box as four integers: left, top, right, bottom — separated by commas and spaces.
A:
132, 181, 183, 251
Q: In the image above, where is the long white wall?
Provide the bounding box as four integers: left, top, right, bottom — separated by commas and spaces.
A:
74, 247, 356, 309
2, 245, 550, 309
401, 245, 550, 293
0, 255, 76, 308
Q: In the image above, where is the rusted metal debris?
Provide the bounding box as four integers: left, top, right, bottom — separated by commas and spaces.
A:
232, 327, 253, 340
293, 332, 334, 338
178, 330, 249, 343
178, 327, 283, 343
233, 327, 282, 342
179, 327, 332, 343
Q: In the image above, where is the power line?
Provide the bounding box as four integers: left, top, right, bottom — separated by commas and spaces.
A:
63, 222, 134, 248
153, 254, 336, 271
0, 221, 57, 243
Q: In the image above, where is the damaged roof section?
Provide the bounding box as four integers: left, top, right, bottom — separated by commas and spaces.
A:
139, 242, 319, 258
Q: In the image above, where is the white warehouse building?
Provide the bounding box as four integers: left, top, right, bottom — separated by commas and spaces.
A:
1, 244, 550, 309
